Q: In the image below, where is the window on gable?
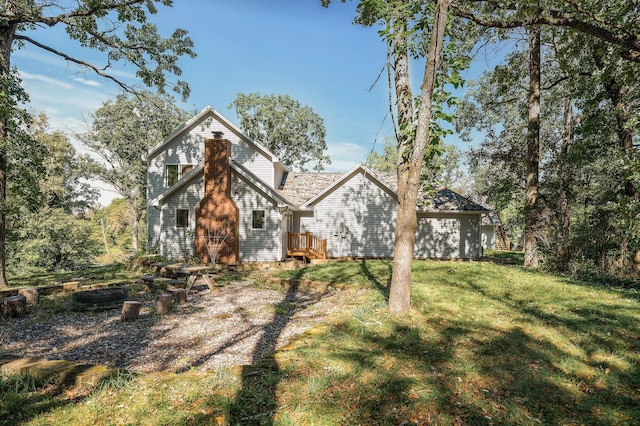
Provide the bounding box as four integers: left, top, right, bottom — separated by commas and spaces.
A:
166, 165, 179, 187
166, 164, 194, 187
182, 164, 194, 176
176, 209, 189, 228
252, 210, 265, 229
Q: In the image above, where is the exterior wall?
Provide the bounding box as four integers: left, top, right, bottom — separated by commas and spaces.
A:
147, 112, 275, 202
147, 206, 162, 252
158, 179, 204, 259
147, 110, 279, 255
414, 213, 482, 259
232, 173, 283, 261
294, 171, 483, 259
481, 225, 496, 249
300, 171, 398, 258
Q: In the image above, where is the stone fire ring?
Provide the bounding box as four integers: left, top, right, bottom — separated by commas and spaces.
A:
72, 287, 129, 307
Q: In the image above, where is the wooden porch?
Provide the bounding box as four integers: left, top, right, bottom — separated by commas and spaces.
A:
287, 232, 327, 261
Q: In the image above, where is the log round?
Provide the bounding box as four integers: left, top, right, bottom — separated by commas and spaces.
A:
18, 288, 39, 305
157, 293, 173, 315
1, 295, 27, 318
121, 301, 142, 322
171, 289, 187, 305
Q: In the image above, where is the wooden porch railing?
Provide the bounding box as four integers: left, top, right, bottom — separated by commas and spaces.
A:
287, 232, 327, 260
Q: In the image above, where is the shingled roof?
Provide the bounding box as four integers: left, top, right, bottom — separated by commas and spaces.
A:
277, 171, 343, 207
278, 166, 488, 212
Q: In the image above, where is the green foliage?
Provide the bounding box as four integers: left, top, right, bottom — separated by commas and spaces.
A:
78, 91, 191, 250
0, 0, 196, 286
30, 114, 98, 212
3, 113, 102, 276
25, 1, 197, 100
0, 373, 56, 426
366, 137, 465, 190
229, 93, 331, 171
365, 137, 398, 172
8, 207, 101, 274
91, 198, 136, 253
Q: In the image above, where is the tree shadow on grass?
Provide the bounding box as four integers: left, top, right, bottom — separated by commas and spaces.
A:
227, 284, 327, 425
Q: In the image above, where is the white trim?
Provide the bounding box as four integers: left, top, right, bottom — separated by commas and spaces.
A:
301, 164, 397, 208
146, 106, 288, 172
149, 163, 204, 207
231, 161, 295, 209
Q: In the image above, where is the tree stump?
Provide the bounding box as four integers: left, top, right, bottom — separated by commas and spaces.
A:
157, 293, 173, 315
121, 301, 142, 322
18, 288, 39, 305
171, 289, 187, 305
1, 295, 27, 319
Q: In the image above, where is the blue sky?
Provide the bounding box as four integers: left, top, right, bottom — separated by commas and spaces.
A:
13, 0, 492, 204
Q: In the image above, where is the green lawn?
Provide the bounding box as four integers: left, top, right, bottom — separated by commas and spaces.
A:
3, 258, 639, 425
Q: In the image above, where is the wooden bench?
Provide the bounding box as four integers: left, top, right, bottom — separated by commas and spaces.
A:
140, 275, 185, 290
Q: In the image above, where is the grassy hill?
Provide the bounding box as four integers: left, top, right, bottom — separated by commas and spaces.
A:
3, 256, 639, 425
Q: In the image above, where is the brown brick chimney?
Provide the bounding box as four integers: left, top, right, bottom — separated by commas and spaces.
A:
195, 134, 239, 264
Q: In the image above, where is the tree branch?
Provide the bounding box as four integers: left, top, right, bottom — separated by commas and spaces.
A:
32, 0, 148, 26
15, 35, 137, 94
450, 4, 640, 63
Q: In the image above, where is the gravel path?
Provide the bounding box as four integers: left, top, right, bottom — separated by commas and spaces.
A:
0, 281, 354, 373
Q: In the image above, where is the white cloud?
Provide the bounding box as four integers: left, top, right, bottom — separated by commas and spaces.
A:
73, 77, 102, 87
18, 70, 74, 90
325, 141, 370, 172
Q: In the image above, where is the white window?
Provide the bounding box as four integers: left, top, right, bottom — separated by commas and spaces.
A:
252, 210, 265, 229
166, 164, 193, 187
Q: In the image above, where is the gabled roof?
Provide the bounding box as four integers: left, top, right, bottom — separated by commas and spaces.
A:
148, 161, 294, 209
148, 163, 204, 207
300, 164, 396, 208
277, 164, 488, 213
146, 106, 287, 171
231, 161, 294, 208
277, 171, 344, 207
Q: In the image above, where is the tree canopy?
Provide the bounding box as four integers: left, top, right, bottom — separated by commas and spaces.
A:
78, 91, 192, 251
229, 93, 331, 171
0, 0, 195, 286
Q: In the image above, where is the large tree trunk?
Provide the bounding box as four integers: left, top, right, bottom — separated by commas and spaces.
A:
523, 27, 541, 269
389, 0, 451, 314
555, 94, 574, 271
602, 74, 635, 197
0, 22, 16, 288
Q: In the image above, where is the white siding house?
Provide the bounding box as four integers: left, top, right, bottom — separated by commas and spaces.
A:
146, 106, 489, 263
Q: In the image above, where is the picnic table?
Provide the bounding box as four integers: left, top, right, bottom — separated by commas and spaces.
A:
147, 263, 216, 294
179, 265, 216, 294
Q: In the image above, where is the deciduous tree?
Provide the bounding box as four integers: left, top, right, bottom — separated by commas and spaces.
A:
323, 0, 464, 313
0, 0, 195, 287
78, 92, 192, 252
229, 93, 331, 171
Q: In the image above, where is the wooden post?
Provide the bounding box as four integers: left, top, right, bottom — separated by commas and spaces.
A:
18, 288, 39, 305
157, 293, 173, 315
121, 301, 142, 322
171, 289, 187, 305
306, 231, 312, 251
1, 295, 27, 318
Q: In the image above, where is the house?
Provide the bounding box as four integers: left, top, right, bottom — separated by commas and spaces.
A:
481, 211, 509, 251
146, 106, 489, 263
